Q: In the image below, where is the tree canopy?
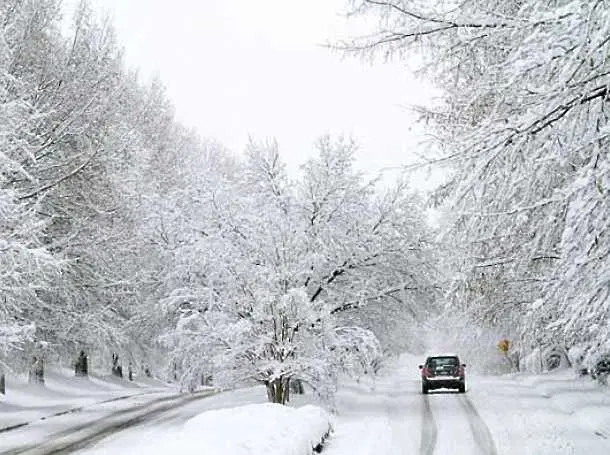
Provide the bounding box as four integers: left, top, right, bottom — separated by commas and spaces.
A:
348, 0, 609, 364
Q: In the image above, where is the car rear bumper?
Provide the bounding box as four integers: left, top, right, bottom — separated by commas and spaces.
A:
423, 377, 464, 389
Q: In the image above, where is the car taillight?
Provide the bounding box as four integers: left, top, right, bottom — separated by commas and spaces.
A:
421, 367, 429, 378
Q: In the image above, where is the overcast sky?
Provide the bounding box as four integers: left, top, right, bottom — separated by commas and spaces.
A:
62, 0, 437, 180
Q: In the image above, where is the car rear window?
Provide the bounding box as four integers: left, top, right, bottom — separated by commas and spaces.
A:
427, 357, 458, 367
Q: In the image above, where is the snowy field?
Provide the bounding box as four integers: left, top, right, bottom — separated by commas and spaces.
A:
1, 356, 609, 454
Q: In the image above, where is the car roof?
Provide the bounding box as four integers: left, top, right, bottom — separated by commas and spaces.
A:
425, 353, 460, 359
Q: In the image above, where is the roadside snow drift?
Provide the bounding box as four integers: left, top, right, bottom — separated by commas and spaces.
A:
179, 403, 332, 455
106, 403, 332, 455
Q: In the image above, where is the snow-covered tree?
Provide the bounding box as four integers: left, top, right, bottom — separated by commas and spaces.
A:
0, 8, 62, 375
161, 137, 438, 402
347, 0, 610, 365
0, 191, 60, 370
1, 0, 197, 374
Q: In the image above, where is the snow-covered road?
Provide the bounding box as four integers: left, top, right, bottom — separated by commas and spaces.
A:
2, 356, 609, 454
326, 355, 610, 454
0, 391, 216, 455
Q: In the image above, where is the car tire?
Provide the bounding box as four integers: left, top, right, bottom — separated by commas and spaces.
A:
458, 383, 466, 393
422, 383, 429, 394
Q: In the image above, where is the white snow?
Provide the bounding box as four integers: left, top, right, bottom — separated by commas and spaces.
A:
85, 403, 332, 455
2, 355, 610, 455
0, 368, 169, 430
182, 403, 330, 455
469, 371, 610, 454
324, 354, 610, 454
0, 368, 179, 452
75, 386, 331, 455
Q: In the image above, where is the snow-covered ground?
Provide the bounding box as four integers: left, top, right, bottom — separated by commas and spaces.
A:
0, 369, 182, 453
0, 368, 170, 430
1, 356, 609, 454
80, 401, 331, 455
70, 385, 331, 455
324, 354, 610, 454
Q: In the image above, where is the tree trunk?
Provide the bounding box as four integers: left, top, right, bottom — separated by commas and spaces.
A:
265, 377, 290, 404
290, 378, 305, 395
29, 356, 45, 385
266, 381, 274, 402
0, 373, 5, 395
75, 350, 88, 377
111, 353, 123, 378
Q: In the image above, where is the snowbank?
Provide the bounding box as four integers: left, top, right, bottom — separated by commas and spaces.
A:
178, 403, 331, 455
469, 370, 610, 453
115, 403, 332, 455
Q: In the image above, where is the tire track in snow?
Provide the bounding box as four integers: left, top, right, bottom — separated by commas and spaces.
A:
0, 391, 215, 455
459, 395, 498, 455
419, 395, 437, 455
0, 391, 159, 434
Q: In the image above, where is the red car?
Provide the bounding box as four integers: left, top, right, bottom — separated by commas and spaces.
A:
419, 354, 466, 394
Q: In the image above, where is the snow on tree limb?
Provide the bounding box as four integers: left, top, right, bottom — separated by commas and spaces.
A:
347, 0, 610, 359
160, 137, 438, 400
